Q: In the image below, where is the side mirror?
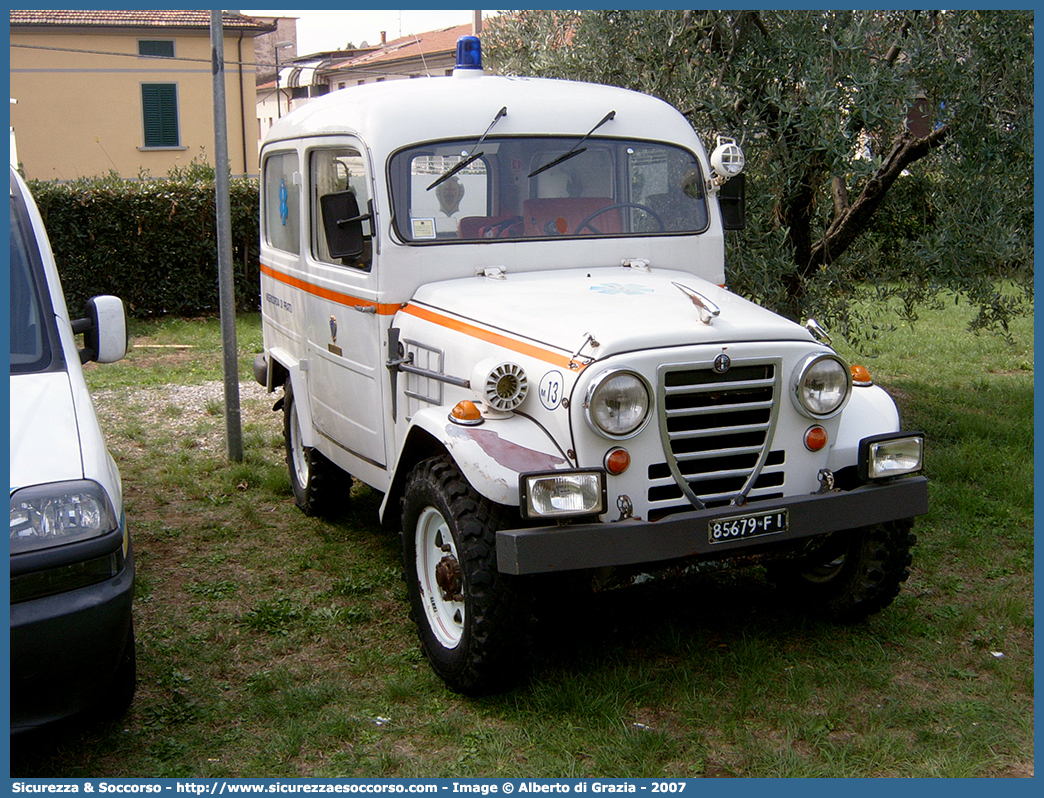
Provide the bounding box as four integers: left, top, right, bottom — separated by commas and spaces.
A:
320, 191, 371, 259
72, 295, 127, 364
719, 174, 746, 231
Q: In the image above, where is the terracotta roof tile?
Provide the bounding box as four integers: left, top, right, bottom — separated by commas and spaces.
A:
9, 9, 275, 33
332, 23, 471, 70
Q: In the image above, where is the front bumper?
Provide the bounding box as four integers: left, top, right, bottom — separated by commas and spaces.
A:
10, 531, 135, 733
497, 476, 928, 575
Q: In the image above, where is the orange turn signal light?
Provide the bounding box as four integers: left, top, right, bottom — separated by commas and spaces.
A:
805, 425, 828, 452
449, 400, 483, 425
850, 364, 872, 386
604, 447, 631, 475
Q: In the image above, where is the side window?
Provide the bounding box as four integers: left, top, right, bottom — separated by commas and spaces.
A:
264, 152, 300, 255
311, 147, 373, 269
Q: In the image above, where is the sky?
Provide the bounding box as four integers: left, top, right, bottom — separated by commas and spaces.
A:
240, 9, 490, 54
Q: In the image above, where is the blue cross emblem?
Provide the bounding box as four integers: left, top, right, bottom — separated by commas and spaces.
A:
590, 283, 653, 296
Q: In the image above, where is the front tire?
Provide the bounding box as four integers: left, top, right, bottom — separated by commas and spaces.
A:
283, 379, 350, 517
401, 455, 527, 695
767, 520, 917, 623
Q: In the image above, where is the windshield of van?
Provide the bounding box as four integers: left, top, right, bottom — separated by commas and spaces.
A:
389, 137, 708, 243
10, 197, 57, 375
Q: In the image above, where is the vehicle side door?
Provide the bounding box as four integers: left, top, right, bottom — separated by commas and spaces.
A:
303, 142, 388, 474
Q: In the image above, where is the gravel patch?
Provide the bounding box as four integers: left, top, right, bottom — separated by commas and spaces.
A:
93, 380, 279, 452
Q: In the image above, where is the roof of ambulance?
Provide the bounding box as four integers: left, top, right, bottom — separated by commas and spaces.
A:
261, 72, 704, 154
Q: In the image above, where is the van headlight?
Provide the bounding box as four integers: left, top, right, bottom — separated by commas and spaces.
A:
9, 480, 118, 555
520, 470, 606, 520
860, 433, 925, 481
584, 370, 652, 438
791, 354, 851, 418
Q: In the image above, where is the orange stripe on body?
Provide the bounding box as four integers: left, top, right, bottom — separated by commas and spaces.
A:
402, 304, 581, 371
260, 263, 582, 371
260, 262, 401, 315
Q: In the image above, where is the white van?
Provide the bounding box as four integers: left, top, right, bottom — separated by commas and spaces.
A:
9, 166, 134, 731
255, 38, 927, 694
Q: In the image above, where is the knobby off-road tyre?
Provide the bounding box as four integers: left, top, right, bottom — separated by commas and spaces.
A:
283, 379, 351, 517
401, 455, 528, 695
767, 520, 917, 624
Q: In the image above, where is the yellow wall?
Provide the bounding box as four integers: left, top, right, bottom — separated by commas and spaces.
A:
10, 28, 260, 180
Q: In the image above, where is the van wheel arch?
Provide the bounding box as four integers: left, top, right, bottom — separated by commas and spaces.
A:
282, 378, 351, 517
380, 427, 446, 529
255, 352, 289, 392
268, 357, 289, 392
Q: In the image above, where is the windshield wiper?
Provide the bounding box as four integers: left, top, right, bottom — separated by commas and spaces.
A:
428, 106, 507, 191
527, 109, 616, 179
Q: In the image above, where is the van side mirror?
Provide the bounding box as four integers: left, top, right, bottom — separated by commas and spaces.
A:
72, 295, 127, 364
320, 191, 371, 259
719, 174, 746, 231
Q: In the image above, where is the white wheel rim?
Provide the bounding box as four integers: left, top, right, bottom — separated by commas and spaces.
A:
415, 506, 465, 649
289, 403, 309, 488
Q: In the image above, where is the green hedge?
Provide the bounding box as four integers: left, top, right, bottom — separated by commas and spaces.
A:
26, 172, 260, 318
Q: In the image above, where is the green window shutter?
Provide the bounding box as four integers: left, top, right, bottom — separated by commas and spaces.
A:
141, 83, 179, 147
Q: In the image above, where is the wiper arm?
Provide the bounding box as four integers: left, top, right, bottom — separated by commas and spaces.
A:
427, 151, 483, 192
428, 106, 507, 191
527, 147, 587, 180
527, 109, 616, 178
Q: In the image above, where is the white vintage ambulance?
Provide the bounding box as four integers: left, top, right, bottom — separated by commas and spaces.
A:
256, 37, 927, 694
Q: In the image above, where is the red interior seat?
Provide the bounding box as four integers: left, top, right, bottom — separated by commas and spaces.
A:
522, 197, 620, 236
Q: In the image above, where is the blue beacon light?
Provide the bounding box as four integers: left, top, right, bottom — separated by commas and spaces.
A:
455, 36, 482, 72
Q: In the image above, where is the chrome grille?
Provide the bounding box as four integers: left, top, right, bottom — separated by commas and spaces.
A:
654, 360, 782, 512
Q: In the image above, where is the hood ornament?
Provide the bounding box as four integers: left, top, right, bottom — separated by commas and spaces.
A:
804, 318, 832, 345
672, 282, 720, 325
569, 332, 599, 370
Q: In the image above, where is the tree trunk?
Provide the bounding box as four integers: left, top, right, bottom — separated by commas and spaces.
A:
776, 124, 949, 320
809, 125, 949, 270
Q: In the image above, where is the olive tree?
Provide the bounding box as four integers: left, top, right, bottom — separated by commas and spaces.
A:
484, 10, 1033, 336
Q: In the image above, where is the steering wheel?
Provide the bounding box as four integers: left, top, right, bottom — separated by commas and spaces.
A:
574, 202, 665, 235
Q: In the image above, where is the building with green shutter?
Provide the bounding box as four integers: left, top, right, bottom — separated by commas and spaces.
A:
10, 10, 274, 180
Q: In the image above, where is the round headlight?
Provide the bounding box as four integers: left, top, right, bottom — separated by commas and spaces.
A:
792, 354, 851, 418
585, 370, 652, 438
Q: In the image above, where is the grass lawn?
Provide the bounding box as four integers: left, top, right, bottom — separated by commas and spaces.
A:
10, 294, 1033, 778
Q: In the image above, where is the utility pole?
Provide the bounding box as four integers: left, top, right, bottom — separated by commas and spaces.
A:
210, 10, 243, 462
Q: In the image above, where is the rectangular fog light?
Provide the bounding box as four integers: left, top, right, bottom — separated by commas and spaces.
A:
860, 433, 925, 481
520, 470, 606, 520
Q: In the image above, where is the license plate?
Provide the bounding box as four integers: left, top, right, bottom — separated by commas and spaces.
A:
709, 508, 788, 544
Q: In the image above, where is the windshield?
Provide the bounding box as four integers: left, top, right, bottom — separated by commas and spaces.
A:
10, 190, 59, 375
389, 137, 708, 243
